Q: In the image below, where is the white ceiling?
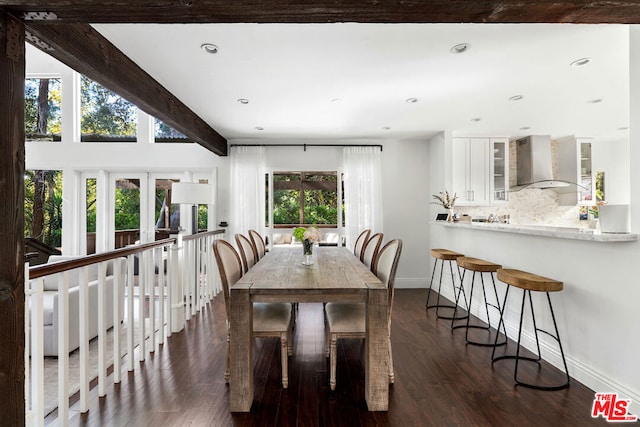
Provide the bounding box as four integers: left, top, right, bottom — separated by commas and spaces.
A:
85, 23, 629, 143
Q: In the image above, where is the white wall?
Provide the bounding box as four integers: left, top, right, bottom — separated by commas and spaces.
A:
381, 139, 431, 287
592, 137, 631, 204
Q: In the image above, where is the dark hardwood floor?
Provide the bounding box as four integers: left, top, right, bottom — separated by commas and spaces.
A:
56, 289, 607, 426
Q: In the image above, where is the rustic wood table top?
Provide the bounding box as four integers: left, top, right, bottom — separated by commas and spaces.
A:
237, 245, 384, 301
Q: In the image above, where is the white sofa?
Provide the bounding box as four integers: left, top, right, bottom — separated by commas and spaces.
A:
33, 255, 127, 357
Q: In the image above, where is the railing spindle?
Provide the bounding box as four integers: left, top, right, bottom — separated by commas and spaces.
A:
79, 267, 90, 412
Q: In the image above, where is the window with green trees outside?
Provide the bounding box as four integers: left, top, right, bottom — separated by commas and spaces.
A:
269, 172, 340, 227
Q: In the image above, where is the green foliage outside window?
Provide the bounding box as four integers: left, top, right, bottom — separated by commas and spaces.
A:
24, 170, 63, 248
595, 171, 605, 203
86, 178, 97, 233
81, 76, 137, 141
270, 172, 338, 226
25, 78, 62, 141
115, 179, 141, 230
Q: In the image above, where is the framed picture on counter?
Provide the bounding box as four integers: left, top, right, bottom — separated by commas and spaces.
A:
435, 213, 449, 221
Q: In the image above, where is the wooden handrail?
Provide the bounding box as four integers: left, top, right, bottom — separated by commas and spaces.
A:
182, 229, 225, 242
28, 238, 176, 279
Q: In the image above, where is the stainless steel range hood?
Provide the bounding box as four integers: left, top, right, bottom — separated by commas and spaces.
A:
511, 135, 587, 193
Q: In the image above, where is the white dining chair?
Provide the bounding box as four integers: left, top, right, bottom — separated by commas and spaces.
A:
361, 232, 384, 270
235, 233, 257, 273
353, 229, 371, 261
213, 239, 293, 388
324, 239, 402, 390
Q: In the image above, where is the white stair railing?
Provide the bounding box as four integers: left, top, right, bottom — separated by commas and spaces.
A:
24, 229, 225, 427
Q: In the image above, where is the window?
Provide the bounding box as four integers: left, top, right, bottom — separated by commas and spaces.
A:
270, 172, 339, 227
154, 118, 193, 143
25, 78, 62, 142
24, 170, 63, 249
81, 75, 137, 142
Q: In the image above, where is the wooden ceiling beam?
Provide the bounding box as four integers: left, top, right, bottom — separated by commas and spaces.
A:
23, 21, 228, 156
1, 0, 640, 24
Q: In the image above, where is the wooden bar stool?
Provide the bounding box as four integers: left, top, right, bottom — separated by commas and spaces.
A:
492, 268, 570, 391
426, 249, 469, 320
452, 257, 507, 347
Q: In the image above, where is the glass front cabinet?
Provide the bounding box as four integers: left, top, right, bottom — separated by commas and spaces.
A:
490, 138, 509, 203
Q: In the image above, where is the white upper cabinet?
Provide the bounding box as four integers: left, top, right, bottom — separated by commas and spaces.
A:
490, 138, 509, 203
555, 135, 595, 206
451, 137, 489, 205
450, 137, 508, 206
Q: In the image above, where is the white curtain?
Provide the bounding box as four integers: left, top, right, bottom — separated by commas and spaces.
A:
343, 146, 384, 250
229, 146, 266, 240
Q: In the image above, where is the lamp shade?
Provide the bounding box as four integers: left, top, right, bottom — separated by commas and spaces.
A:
171, 182, 214, 205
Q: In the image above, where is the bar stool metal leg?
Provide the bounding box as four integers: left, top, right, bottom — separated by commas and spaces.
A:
492, 285, 570, 391
452, 270, 507, 346
428, 259, 468, 320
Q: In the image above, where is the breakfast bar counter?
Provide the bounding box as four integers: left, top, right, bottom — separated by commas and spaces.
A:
435, 221, 637, 242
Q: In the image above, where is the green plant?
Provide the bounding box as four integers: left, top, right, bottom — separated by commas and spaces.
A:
293, 227, 306, 242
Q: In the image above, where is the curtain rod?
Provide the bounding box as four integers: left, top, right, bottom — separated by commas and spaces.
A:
229, 143, 383, 151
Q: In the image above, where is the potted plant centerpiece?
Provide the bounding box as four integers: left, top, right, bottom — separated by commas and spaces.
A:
431, 190, 458, 222
293, 226, 323, 265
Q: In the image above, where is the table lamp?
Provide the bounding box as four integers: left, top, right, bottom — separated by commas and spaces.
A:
171, 182, 214, 234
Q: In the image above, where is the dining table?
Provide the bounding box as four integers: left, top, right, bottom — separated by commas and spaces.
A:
229, 244, 389, 412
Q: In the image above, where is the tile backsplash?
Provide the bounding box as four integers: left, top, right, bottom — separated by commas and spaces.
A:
453, 189, 584, 227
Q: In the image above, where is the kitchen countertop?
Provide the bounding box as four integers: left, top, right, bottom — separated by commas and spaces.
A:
435, 220, 638, 242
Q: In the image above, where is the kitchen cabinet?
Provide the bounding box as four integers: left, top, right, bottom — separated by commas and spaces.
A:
491, 138, 509, 203
451, 137, 508, 205
451, 137, 488, 205
556, 136, 595, 205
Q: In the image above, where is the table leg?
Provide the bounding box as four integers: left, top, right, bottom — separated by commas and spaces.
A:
230, 284, 253, 412
365, 285, 389, 411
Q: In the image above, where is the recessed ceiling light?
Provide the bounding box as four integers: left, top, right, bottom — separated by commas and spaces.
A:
255, 126, 264, 131
470, 117, 481, 122
450, 43, 471, 54
382, 126, 391, 131
330, 98, 342, 103
520, 126, 531, 130
570, 57, 591, 67
237, 98, 249, 104
509, 95, 524, 101
588, 98, 603, 104
406, 97, 418, 103
200, 43, 219, 54
618, 126, 629, 131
